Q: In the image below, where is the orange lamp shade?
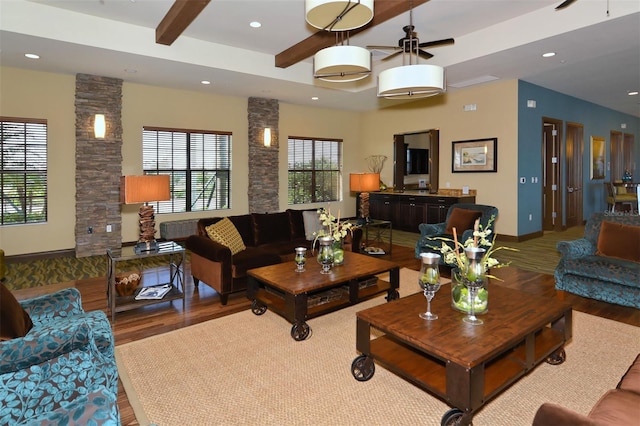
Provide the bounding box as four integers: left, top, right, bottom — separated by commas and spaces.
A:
120, 175, 171, 204
349, 173, 380, 192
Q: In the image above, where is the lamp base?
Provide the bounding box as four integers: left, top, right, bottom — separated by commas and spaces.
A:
134, 241, 159, 254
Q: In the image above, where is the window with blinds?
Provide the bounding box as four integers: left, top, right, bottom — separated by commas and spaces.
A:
288, 137, 342, 204
1, 117, 48, 225
143, 127, 231, 213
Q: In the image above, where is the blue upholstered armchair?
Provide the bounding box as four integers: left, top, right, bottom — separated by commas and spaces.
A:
415, 203, 499, 261
0, 288, 119, 425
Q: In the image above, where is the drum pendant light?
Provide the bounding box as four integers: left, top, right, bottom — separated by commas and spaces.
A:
305, 0, 374, 31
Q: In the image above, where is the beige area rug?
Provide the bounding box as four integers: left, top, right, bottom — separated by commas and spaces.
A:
116, 268, 640, 426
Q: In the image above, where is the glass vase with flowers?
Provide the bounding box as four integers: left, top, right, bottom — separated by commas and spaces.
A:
313, 207, 355, 267
429, 215, 517, 315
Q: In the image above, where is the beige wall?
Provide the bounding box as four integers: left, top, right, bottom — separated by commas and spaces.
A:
0, 66, 519, 256
360, 80, 519, 235
0, 68, 77, 255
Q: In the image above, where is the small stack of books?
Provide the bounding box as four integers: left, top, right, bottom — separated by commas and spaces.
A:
135, 284, 172, 300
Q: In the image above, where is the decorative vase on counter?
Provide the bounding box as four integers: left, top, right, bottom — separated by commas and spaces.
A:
317, 236, 334, 274
451, 247, 489, 315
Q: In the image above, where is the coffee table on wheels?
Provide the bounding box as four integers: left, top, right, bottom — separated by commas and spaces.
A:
350, 282, 572, 426
247, 251, 400, 341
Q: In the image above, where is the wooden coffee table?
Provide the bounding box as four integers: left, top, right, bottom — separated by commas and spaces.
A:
350, 273, 572, 426
246, 251, 399, 341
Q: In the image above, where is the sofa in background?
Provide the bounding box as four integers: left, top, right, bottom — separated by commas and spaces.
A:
186, 209, 362, 305
555, 212, 640, 308
532, 353, 640, 425
414, 203, 498, 262
0, 286, 119, 425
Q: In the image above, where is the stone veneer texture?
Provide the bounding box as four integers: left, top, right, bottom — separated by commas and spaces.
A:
248, 97, 279, 213
75, 74, 123, 257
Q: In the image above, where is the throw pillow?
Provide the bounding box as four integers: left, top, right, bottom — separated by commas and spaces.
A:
205, 218, 246, 255
445, 208, 483, 235
596, 221, 640, 262
0, 283, 34, 341
303, 210, 324, 241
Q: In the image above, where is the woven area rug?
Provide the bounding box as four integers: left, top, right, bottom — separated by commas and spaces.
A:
116, 268, 640, 426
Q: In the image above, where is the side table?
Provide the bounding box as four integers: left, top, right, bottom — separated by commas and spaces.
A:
107, 241, 185, 322
349, 219, 393, 255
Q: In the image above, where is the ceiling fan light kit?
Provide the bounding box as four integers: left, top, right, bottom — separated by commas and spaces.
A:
378, 64, 445, 99
305, 0, 374, 31
314, 45, 372, 82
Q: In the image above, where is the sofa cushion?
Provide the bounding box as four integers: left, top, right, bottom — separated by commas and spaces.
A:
445, 208, 483, 235
617, 353, 640, 394
588, 389, 640, 425
303, 210, 324, 240
558, 256, 640, 289
252, 212, 291, 245
231, 247, 281, 277
288, 209, 307, 240
205, 218, 246, 255
596, 221, 640, 262
1, 283, 33, 341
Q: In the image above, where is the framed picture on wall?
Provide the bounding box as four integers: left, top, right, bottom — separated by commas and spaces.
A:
452, 138, 497, 173
590, 136, 606, 180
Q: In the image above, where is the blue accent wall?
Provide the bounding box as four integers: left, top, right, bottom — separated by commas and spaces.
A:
518, 80, 639, 235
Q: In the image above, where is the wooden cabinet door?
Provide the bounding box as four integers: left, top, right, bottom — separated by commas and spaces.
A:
369, 194, 394, 221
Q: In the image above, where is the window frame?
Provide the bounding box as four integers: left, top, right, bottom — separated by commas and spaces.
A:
142, 126, 232, 214
287, 136, 343, 205
1, 116, 48, 226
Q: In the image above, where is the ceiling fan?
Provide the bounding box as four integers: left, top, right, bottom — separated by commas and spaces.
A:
367, 25, 454, 62
555, 0, 577, 11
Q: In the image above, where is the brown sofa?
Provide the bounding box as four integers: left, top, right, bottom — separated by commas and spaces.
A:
186, 209, 362, 304
532, 353, 640, 425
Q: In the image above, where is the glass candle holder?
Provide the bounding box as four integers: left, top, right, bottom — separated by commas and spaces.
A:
294, 247, 307, 272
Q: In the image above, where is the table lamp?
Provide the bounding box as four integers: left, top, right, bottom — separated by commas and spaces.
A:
349, 173, 380, 224
120, 175, 171, 253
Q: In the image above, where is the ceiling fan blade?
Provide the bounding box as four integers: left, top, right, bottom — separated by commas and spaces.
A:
418, 50, 434, 60
381, 50, 403, 62
156, 0, 210, 45
555, 0, 577, 10
366, 45, 399, 50
275, 0, 431, 68
418, 38, 455, 48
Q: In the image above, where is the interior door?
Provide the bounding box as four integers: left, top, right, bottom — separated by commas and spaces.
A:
542, 118, 563, 231
565, 122, 584, 227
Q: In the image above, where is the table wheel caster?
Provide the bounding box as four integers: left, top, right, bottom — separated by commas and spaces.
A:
251, 300, 267, 315
546, 348, 566, 365
441, 408, 464, 426
290, 322, 310, 341
351, 354, 375, 381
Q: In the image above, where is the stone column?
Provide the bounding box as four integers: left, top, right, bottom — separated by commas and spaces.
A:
75, 74, 123, 257
247, 97, 279, 213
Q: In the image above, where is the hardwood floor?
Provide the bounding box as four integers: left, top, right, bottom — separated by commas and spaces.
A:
12, 245, 639, 426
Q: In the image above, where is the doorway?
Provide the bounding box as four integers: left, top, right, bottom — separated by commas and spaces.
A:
542, 118, 562, 231
565, 122, 584, 228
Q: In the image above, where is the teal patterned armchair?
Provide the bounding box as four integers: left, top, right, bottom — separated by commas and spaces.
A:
415, 203, 499, 262
0, 288, 120, 425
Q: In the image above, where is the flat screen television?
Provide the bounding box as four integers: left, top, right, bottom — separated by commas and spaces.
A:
406, 148, 429, 175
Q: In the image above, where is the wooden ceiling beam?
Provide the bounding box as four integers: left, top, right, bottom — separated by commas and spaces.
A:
156, 0, 211, 46
275, 0, 430, 69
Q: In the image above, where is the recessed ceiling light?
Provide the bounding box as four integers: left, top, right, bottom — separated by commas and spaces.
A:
201, 80, 211, 85
628, 90, 639, 96
249, 21, 261, 28
24, 53, 40, 59
311, 97, 319, 101
124, 68, 137, 74
542, 52, 556, 58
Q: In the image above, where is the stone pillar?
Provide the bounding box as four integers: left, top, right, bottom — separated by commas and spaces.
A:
75, 74, 123, 257
247, 97, 279, 213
